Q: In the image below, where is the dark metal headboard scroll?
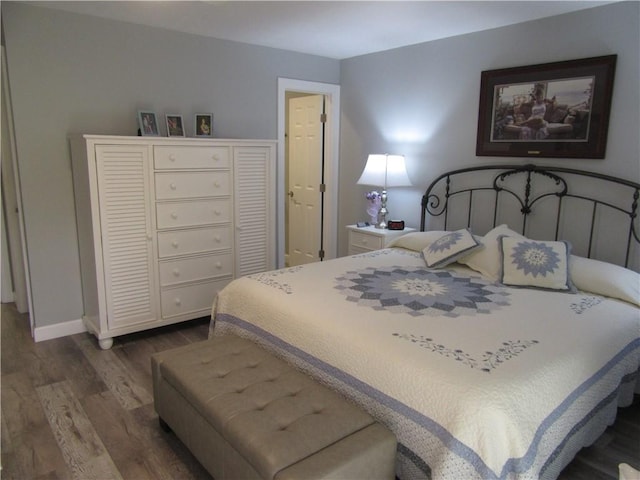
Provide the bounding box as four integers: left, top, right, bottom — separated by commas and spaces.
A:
421, 164, 639, 269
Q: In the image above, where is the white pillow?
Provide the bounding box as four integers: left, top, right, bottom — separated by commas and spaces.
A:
422, 229, 481, 268
387, 231, 449, 252
500, 236, 574, 291
458, 224, 525, 280
570, 255, 640, 307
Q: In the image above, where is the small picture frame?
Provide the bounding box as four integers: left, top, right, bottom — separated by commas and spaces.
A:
137, 111, 160, 136
194, 113, 213, 137
165, 114, 185, 137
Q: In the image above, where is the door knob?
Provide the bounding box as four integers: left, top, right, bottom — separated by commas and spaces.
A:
288, 191, 294, 198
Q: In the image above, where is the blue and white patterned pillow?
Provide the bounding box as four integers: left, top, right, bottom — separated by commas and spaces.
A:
499, 236, 574, 291
422, 228, 480, 268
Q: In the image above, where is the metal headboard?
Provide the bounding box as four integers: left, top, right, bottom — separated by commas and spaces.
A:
421, 164, 639, 270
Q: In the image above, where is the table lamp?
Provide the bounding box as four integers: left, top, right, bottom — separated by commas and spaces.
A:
357, 154, 411, 228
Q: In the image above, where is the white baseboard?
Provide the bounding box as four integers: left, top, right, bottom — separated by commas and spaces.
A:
34, 318, 86, 342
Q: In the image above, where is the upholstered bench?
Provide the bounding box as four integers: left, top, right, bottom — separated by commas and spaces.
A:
151, 335, 397, 480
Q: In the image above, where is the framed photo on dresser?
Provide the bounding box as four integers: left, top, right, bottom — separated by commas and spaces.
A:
166, 114, 185, 137
137, 111, 160, 136
195, 113, 213, 137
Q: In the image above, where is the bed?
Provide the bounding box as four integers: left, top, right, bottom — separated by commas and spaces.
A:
210, 164, 639, 480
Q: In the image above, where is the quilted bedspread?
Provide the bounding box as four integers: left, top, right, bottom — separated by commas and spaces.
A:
211, 248, 639, 480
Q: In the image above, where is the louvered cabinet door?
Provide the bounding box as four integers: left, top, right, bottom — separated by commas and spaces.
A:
95, 145, 158, 329
233, 145, 276, 277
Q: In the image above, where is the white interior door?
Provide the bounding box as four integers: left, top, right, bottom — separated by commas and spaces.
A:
287, 94, 323, 266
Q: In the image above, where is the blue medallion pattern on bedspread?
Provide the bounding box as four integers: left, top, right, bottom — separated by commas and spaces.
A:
334, 265, 510, 317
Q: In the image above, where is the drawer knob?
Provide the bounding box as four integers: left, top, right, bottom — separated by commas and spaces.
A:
212, 154, 219, 161
215, 262, 222, 269
213, 209, 220, 216
171, 212, 178, 219
213, 181, 221, 188
169, 154, 176, 161
170, 183, 177, 190
174, 298, 182, 306
214, 235, 221, 242
171, 241, 179, 248
362, 239, 368, 245
172, 269, 180, 277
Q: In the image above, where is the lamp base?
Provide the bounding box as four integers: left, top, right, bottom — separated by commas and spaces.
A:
377, 191, 388, 229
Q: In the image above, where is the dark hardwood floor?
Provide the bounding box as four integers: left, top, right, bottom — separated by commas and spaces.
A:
1, 302, 638, 479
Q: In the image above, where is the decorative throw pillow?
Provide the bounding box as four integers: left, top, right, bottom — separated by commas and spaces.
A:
387, 231, 449, 252
458, 224, 525, 280
422, 229, 480, 268
500, 236, 574, 291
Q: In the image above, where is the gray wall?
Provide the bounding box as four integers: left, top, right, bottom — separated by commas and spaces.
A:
1, 2, 340, 329
338, 1, 639, 253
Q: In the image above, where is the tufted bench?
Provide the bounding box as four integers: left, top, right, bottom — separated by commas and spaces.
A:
151, 335, 397, 480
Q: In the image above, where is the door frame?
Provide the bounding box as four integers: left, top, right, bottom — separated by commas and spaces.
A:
277, 78, 340, 269
1, 46, 34, 327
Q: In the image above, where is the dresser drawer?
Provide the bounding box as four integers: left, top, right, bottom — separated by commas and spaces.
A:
154, 146, 230, 169
161, 279, 231, 318
156, 199, 231, 229
349, 231, 384, 251
159, 253, 233, 287
157, 226, 232, 258
155, 171, 231, 200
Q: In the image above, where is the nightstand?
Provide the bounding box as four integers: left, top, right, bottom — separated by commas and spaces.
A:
346, 225, 416, 255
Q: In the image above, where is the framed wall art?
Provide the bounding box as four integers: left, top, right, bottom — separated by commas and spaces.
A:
166, 114, 185, 137
476, 55, 617, 159
137, 111, 160, 136
195, 113, 213, 137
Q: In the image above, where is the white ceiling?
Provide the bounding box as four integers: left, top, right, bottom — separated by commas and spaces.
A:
32, 1, 614, 59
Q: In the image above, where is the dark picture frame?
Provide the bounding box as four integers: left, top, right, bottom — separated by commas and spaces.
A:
166, 114, 185, 137
476, 55, 616, 159
195, 113, 213, 137
137, 110, 160, 137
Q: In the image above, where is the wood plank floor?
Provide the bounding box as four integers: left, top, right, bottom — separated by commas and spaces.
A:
1, 302, 638, 479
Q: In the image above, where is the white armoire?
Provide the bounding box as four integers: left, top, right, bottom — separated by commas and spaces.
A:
70, 135, 276, 349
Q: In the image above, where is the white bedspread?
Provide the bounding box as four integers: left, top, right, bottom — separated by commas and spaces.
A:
211, 248, 639, 479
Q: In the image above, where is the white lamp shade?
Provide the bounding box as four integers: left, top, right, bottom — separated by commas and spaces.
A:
356, 154, 412, 188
